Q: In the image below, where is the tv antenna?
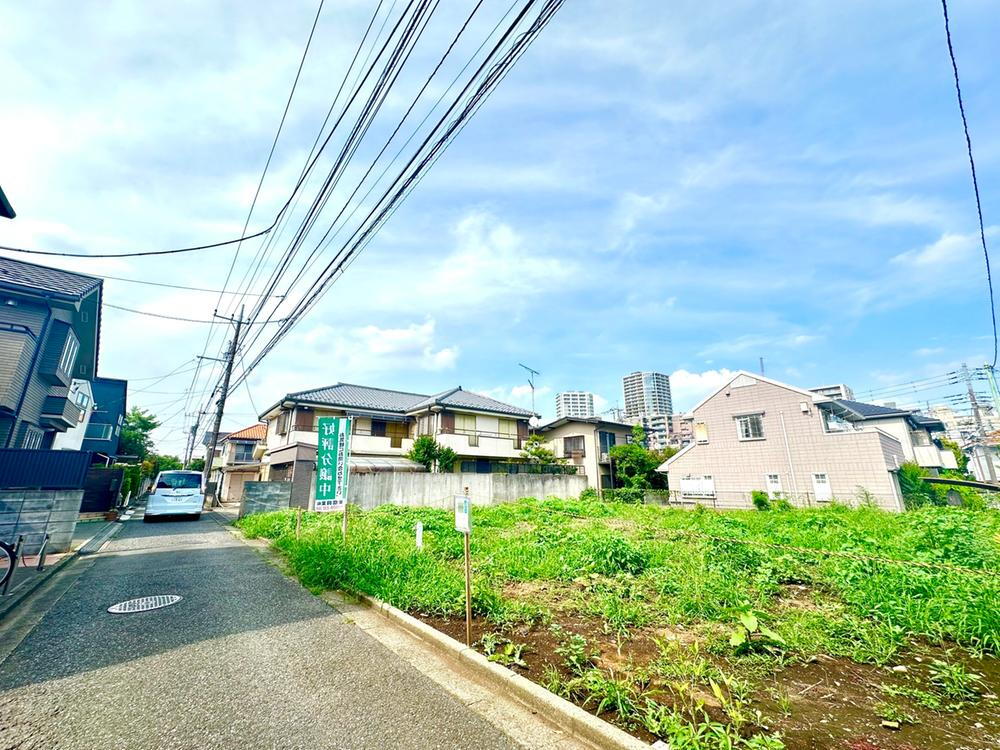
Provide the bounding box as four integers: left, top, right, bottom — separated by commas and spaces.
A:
518, 363, 540, 419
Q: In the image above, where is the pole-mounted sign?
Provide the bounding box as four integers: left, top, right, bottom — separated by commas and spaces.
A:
316, 417, 351, 513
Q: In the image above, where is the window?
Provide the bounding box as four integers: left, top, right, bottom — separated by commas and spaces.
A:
455, 414, 477, 433
736, 414, 765, 440
694, 422, 709, 444
765, 473, 783, 495
233, 443, 255, 462
155, 472, 202, 490
58, 331, 79, 374
277, 410, 290, 435
563, 435, 585, 457
822, 410, 852, 433
85, 423, 113, 440
417, 414, 433, 435
22, 426, 43, 450
598, 431, 616, 456
498, 419, 516, 438
387, 421, 409, 448
74, 390, 90, 409
371, 420, 387, 437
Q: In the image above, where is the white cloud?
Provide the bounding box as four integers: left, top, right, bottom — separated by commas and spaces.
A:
915, 347, 945, 357
698, 333, 820, 357
669, 369, 736, 412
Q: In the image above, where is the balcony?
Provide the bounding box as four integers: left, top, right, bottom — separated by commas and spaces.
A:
40, 389, 84, 430
913, 444, 958, 470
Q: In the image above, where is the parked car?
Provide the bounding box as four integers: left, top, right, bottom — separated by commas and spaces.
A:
144, 470, 204, 521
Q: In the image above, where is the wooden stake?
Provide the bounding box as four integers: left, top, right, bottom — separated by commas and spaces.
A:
463, 485, 472, 647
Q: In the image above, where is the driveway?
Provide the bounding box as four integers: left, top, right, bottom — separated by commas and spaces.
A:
0, 510, 520, 750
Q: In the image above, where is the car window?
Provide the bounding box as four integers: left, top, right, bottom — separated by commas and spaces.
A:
156, 474, 202, 490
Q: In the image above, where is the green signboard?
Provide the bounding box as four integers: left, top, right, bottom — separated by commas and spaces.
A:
316, 417, 351, 512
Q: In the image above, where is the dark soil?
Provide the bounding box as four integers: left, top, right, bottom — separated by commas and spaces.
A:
415, 611, 1000, 749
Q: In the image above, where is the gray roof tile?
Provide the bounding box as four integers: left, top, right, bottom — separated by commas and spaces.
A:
0, 257, 102, 299
831, 399, 910, 418
288, 382, 534, 417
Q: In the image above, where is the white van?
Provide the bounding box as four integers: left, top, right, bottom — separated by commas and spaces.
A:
144, 470, 204, 521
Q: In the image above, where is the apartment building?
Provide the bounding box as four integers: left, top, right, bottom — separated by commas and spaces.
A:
661, 372, 956, 511
258, 383, 537, 507
535, 416, 633, 491
622, 371, 672, 419
555, 391, 595, 419
810, 383, 855, 400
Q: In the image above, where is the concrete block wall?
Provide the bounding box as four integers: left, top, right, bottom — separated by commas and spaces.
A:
0, 490, 84, 554
240, 481, 292, 518
348, 472, 588, 510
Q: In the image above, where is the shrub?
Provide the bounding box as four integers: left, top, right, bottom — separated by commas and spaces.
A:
751, 490, 771, 511
897, 461, 945, 509
579, 487, 599, 502
582, 533, 647, 575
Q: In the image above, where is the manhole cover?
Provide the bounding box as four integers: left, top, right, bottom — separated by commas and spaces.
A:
108, 595, 182, 614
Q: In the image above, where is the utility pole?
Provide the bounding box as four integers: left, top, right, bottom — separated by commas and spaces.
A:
202, 308, 244, 506
962, 362, 986, 439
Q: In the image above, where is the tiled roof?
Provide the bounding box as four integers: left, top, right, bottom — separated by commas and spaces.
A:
287, 382, 534, 417
225, 423, 267, 441
0, 257, 101, 299
409, 387, 536, 418
289, 383, 427, 412
831, 399, 910, 418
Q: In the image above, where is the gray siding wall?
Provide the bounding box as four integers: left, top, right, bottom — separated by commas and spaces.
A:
0, 301, 48, 418
665, 376, 905, 511
10, 310, 73, 447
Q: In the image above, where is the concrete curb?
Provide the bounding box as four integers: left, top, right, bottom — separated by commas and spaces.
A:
0, 519, 123, 622
225, 522, 648, 749
354, 595, 648, 749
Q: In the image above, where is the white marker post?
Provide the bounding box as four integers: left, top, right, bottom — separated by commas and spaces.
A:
455, 488, 472, 646
415, 520, 423, 550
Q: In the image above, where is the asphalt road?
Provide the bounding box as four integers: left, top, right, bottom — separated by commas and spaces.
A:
0, 510, 520, 750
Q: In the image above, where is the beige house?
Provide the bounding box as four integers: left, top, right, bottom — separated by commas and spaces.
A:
661, 372, 955, 511
535, 417, 634, 492
212, 423, 266, 504
258, 383, 540, 508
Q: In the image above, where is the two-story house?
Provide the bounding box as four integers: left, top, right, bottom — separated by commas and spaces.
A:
661, 371, 956, 511
80, 376, 127, 461
258, 383, 536, 507
212, 423, 266, 504
0, 257, 104, 451
535, 417, 633, 492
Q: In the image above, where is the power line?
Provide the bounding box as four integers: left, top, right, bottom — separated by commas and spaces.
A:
97, 273, 283, 297
230, 0, 565, 390
940, 0, 996, 367
215, 0, 327, 312
104, 302, 287, 325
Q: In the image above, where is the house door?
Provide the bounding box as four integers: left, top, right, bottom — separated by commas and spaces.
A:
765, 473, 782, 496
811, 473, 832, 502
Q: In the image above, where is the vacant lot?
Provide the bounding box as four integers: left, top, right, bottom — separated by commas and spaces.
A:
238, 499, 1000, 749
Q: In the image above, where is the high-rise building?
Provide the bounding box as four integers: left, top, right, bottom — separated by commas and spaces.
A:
810, 384, 855, 400
555, 391, 595, 419
622, 371, 672, 420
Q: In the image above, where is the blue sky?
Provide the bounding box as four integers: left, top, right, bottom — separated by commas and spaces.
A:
1, 0, 997, 454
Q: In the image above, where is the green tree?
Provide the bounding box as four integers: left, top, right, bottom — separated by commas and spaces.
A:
151, 454, 183, 473
188, 457, 206, 472
897, 461, 946, 509
406, 435, 456, 472
119, 407, 160, 460
938, 437, 969, 475
608, 425, 669, 489
520, 433, 563, 464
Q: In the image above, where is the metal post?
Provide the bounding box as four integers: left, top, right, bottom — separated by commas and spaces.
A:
202, 308, 244, 506
463, 485, 472, 647
36, 533, 49, 571
2, 535, 24, 595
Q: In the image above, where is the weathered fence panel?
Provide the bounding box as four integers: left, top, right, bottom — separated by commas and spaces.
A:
347, 472, 587, 510
239, 481, 292, 518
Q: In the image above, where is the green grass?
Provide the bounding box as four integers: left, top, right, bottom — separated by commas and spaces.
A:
238, 499, 1000, 746
238, 499, 1000, 654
